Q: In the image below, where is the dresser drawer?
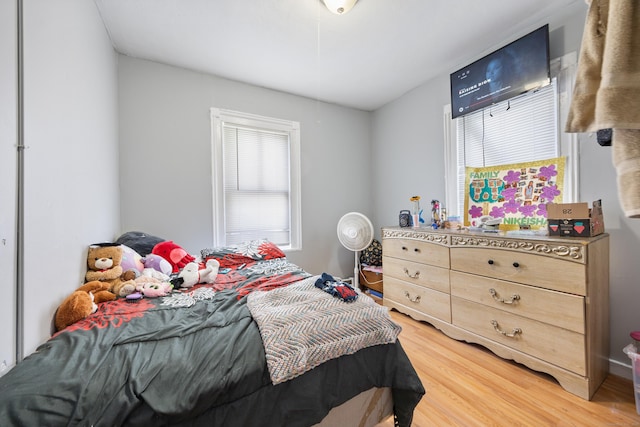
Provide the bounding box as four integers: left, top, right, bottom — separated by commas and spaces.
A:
383, 256, 450, 293
450, 271, 585, 333
452, 297, 586, 375
384, 276, 451, 322
383, 238, 449, 268
450, 247, 586, 295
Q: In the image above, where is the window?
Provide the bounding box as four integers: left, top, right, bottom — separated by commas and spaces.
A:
210, 108, 301, 250
444, 53, 579, 219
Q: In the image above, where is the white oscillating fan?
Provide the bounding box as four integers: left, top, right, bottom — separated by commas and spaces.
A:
337, 212, 374, 289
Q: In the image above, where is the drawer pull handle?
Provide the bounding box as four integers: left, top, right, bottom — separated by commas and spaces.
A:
403, 268, 420, 279
414, 248, 420, 253
489, 288, 520, 304
487, 259, 494, 265
403, 290, 421, 303
401, 246, 408, 251
513, 262, 520, 268
491, 320, 522, 338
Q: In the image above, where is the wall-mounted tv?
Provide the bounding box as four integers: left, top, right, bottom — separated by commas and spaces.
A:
450, 24, 550, 119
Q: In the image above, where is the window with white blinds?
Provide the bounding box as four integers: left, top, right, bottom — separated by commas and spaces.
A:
447, 78, 563, 218
210, 108, 301, 250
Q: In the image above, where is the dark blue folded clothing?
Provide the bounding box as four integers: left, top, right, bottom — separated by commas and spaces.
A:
314, 273, 358, 302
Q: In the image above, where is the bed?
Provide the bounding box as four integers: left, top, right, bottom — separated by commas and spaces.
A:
0, 238, 424, 426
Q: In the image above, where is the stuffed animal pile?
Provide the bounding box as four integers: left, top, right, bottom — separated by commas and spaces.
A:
54, 237, 220, 332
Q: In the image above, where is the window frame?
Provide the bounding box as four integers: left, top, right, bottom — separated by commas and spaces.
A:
210, 108, 302, 251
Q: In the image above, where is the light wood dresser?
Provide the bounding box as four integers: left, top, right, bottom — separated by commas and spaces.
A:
382, 226, 610, 400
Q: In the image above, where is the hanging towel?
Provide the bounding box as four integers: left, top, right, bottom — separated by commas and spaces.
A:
613, 129, 640, 218
565, 0, 640, 218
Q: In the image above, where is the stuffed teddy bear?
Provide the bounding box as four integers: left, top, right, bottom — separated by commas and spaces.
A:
55, 281, 115, 331
172, 258, 220, 288
85, 244, 137, 297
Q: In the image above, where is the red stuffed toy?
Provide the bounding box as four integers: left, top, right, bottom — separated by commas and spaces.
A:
152, 241, 195, 273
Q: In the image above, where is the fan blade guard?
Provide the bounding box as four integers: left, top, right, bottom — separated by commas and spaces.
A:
337, 212, 374, 252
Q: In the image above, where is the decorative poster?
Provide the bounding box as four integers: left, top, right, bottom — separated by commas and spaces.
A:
464, 157, 565, 229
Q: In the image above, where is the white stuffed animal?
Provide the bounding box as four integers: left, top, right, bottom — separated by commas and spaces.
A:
141, 267, 171, 282
176, 259, 220, 288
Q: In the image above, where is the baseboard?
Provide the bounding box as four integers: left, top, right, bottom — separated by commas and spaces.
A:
610, 358, 633, 381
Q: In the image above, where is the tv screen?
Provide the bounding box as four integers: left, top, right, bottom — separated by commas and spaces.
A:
450, 24, 550, 119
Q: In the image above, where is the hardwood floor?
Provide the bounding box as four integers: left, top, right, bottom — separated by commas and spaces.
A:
388, 309, 640, 426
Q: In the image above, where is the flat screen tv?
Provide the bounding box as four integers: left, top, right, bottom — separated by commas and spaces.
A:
450, 24, 550, 119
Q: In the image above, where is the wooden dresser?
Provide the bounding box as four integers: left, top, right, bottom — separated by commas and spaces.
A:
382, 226, 610, 400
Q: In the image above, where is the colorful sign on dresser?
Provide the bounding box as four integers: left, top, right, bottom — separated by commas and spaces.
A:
464, 157, 565, 229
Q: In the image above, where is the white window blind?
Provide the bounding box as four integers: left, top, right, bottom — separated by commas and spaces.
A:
211, 109, 301, 249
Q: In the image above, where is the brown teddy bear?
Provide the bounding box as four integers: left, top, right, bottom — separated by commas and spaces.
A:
85, 244, 137, 297
55, 281, 116, 331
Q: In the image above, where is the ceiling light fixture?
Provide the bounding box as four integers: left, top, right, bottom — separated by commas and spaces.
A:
322, 0, 358, 15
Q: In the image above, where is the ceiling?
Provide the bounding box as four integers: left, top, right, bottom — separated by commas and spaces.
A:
94, 0, 586, 111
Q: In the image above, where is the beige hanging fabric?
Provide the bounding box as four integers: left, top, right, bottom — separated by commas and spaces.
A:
565, 0, 640, 217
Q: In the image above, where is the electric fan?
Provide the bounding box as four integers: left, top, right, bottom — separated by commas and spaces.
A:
337, 212, 374, 289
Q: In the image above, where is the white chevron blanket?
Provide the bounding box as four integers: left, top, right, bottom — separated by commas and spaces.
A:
247, 275, 401, 385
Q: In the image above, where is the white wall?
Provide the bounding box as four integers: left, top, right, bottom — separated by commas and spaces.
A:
371, 5, 640, 376
371, 77, 448, 235
117, 56, 372, 278
19, 0, 120, 355
0, 0, 18, 372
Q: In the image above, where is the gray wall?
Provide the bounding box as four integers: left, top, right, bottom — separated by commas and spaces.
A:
7, 0, 121, 357
117, 56, 373, 278
372, 5, 640, 375
7, 0, 639, 380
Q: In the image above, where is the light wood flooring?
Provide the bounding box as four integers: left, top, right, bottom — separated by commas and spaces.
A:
388, 309, 640, 427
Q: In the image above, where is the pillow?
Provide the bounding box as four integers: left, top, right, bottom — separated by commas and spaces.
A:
115, 231, 165, 256
120, 244, 144, 274
201, 239, 286, 268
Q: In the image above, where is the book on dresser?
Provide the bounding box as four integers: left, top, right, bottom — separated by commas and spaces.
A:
382, 226, 610, 400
